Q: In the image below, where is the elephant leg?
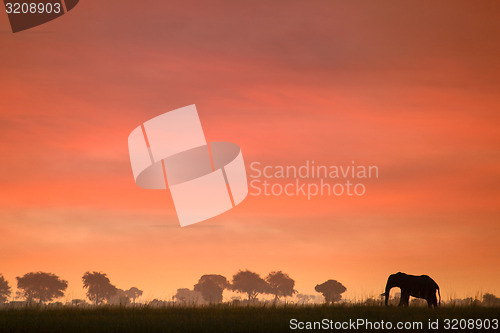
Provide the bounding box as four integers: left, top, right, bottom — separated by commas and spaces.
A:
427, 294, 438, 308
399, 290, 410, 307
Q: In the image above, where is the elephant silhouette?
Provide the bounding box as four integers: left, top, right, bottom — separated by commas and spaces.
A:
381, 272, 441, 308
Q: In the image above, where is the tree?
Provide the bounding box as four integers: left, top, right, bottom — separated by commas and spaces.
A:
82, 271, 117, 305
363, 297, 382, 306
315, 280, 347, 304
266, 271, 295, 303
296, 293, 315, 305
389, 292, 401, 306
108, 287, 144, 305
482, 293, 500, 307
125, 287, 143, 304
16, 272, 67, 303
0, 274, 11, 303
173, 288, 204, 305
410, 298, 427, 307
194, 274, 228, 303
106, 289, 131, 305
230, 270, 271, 302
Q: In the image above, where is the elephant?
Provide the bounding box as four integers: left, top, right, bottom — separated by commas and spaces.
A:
382, 272, 441, 308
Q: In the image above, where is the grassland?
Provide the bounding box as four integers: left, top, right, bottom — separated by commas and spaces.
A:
0, 304, 499, 332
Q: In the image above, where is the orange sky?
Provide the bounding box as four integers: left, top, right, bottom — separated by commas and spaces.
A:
0, 0, 499, 302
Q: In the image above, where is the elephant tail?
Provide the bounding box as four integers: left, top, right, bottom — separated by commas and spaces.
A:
437, 287, 441, 306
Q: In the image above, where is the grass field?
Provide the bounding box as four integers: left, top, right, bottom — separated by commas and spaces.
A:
0, 305, 499, 332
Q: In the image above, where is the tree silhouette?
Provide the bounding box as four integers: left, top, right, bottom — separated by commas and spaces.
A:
107, 287, 144, 305
82, 271, 117, 305
16, 272, 67, 303
482, 293, 500, 306
387, 291, 401, 306
125, 287, 143, 304
194, 274, 228, 303
106, 289, 132, 305
230, 270, 271, 302
266, 271, 295, 303
315, 280, 346, 304
0, 274, 11, 303
173, 288, 204, 305
296, 293, 315, 305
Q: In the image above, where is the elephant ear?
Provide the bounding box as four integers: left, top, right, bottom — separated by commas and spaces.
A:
5, 0, 80, 33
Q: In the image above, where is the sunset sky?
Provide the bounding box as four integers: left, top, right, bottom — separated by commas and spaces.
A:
0, 0, 499, 302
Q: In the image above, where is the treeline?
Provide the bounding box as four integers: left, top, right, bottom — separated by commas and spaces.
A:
173, 270, 345, 305
0, 270, 347, 305
0, 272, 142, 305
1, 271, 499, 306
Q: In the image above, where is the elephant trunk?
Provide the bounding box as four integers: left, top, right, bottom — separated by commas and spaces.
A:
384, 284, 393, 306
